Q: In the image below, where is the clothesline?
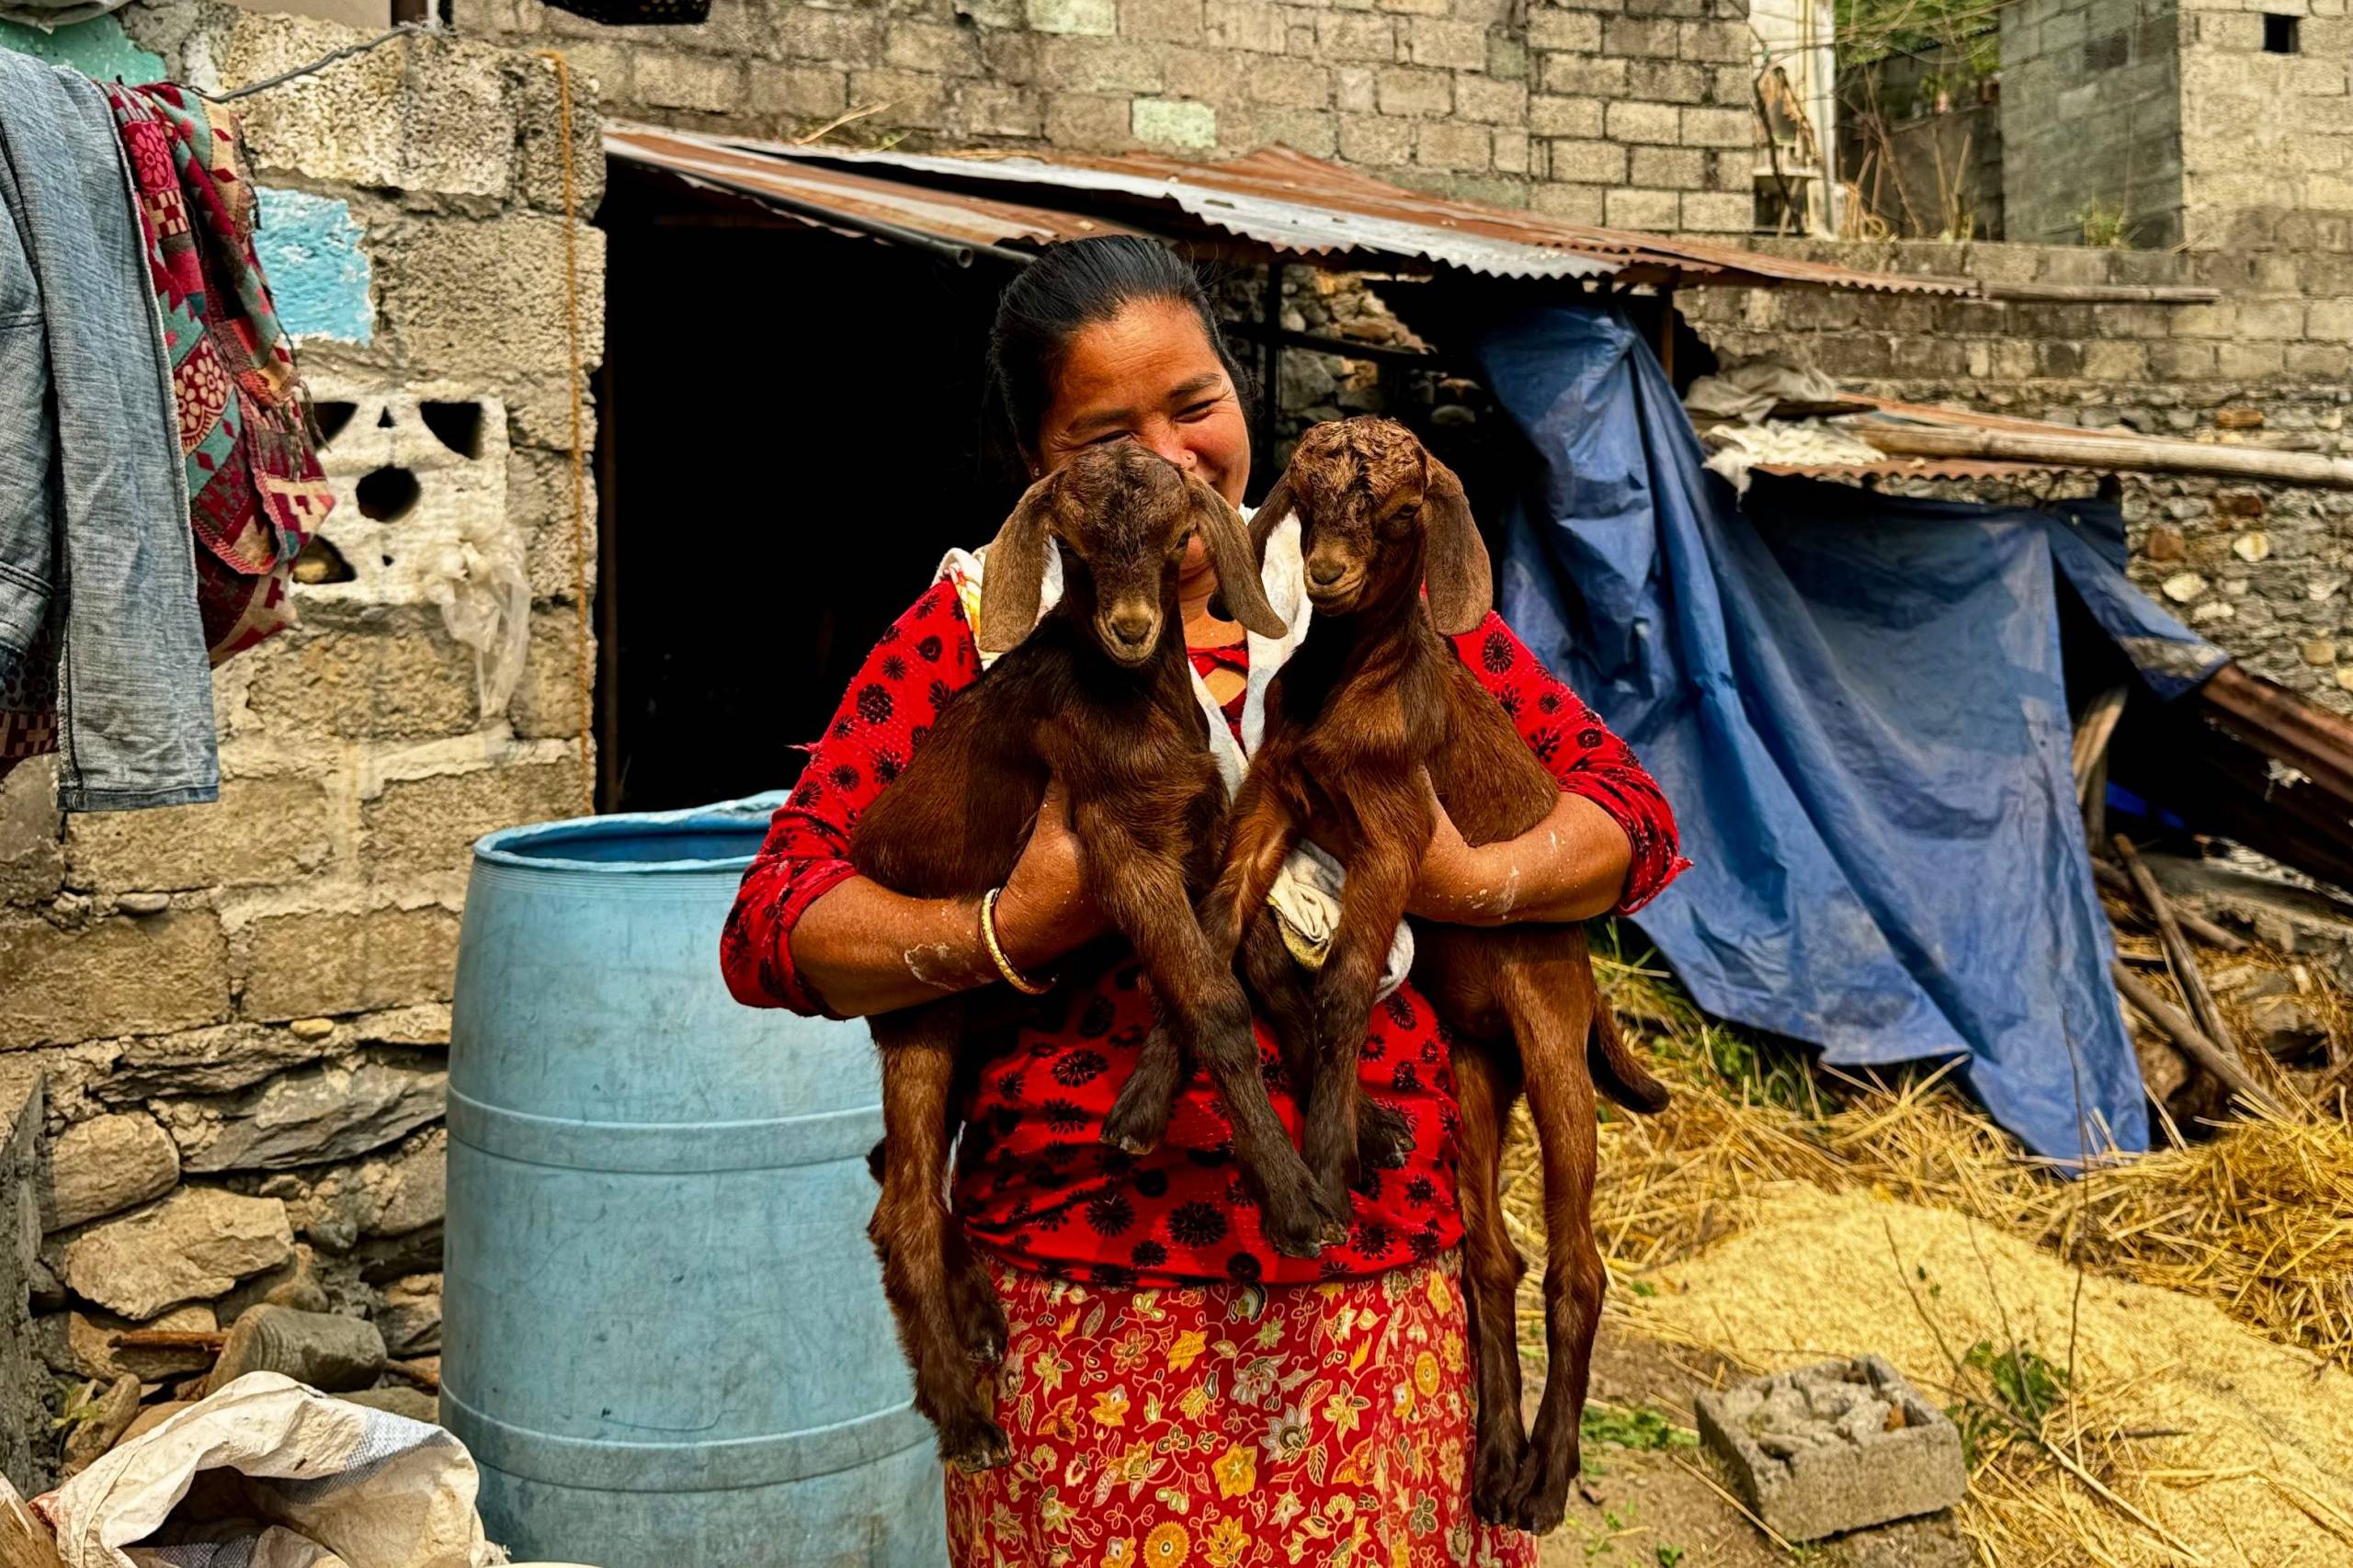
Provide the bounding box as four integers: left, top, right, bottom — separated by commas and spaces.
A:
215, 18, 442, 101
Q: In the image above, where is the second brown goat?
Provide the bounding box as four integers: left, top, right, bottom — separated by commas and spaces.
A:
1112, 417, 1669, 1532
847, 444, 1341, 1472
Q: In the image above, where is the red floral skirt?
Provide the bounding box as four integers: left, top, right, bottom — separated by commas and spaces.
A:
946, 1252, 1538, 1568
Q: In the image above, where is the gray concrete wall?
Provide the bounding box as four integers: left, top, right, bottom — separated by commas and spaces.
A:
452, 0, 1764, 233
1999, 0, 2184, 245
2177, 0, 2353, 246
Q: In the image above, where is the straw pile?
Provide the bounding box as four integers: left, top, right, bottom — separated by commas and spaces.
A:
1497, 948, 2353, 1370
1495, 941, 2353, 1560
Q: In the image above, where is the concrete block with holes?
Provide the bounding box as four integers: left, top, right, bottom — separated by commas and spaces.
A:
1694, 1355, 1966, 1543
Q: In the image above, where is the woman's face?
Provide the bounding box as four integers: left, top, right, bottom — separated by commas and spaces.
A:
1032, 298, 1251, 513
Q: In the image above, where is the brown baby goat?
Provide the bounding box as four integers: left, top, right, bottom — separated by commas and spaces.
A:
1119, 418, 1670, 1532
846, 444, 1341, 1473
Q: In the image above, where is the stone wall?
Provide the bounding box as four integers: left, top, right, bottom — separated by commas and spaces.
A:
1680, 229, 2353, 709
452, 0, 1761, 232
1998, 0, 2183, 245
0, 3, 603, 1469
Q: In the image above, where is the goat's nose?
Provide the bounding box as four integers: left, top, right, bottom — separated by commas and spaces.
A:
1308, 557, 1347, 587
1110, 608, 1155, 645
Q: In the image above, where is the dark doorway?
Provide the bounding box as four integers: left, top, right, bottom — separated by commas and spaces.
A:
595, 165, 1022, 812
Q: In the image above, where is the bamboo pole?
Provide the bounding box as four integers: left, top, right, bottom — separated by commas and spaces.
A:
2111, 961, 2283, 1116
1851, 422, 2353, 490
2072, 684, 2130, 805
2090, 858, 2245, 951
2113, 833, 2260, 1085
1981, 281, 2221, 304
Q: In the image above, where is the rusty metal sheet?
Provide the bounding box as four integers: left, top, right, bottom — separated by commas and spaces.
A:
2199, 661, 2353, 805
676, 132, 1976, 294
605, 125, 1131, 252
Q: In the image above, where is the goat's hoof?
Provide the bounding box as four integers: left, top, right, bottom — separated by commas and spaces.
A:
1257, 1195, 1333, 1258
1356, 1100, 1415, 1173
1312, 1176, 1356, 1248
1505, 1442, 1578, 1536
940, 1415, 1015, 1474
950, 1274, 1008, 1368
1099, 1082, 1171, 1158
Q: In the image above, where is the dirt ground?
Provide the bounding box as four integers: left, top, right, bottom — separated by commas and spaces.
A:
1534, 1326, 1973, 1568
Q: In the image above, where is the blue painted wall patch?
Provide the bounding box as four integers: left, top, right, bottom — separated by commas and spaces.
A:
254, 187, 374, 346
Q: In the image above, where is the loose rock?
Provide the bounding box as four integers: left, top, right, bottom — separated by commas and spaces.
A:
373, 1273, 442, 1358
2248, 993, 2329, 1062
61, 1375, 141, 1476
169, 1057, 446, 1174
215, 1247, 333, 1324
115, 1400, 193, 1449
62, 1187, 294, 1320
202, 1305, 384, 1396
337, 1385, 439, 1424
40, 1113, 179, 1232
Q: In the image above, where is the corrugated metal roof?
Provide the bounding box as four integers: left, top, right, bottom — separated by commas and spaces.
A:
608, 124, 1977, 295
605, 125, 1135, 256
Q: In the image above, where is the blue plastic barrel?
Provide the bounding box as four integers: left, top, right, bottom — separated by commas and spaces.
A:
442, 800, 944, 1568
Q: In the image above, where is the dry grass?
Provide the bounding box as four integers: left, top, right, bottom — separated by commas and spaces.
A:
1498, 938, 2353, 1369
1495, 933, 2353, 1562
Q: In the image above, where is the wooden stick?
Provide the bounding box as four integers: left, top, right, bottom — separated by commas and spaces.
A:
2072, 685, 2130, 805
0, 1480, 65, 1568
109, 1329, 227, 1351
2112, 835, 2245, 1053
1851, 421, 2353, 490
2111, 961, 2283, 1116
2090, 859, 2245, 951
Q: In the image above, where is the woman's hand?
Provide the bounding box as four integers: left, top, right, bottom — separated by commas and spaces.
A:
992, 777, 1112, 972
1404, 774, 1634, 926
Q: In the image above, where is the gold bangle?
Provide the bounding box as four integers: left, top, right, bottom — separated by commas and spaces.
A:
979, 887, 1051, 996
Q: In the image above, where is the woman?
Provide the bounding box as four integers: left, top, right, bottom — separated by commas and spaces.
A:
721, 237, 1684, 1568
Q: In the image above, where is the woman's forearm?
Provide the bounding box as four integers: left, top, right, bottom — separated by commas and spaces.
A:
786, 877, 997, 1018
785, 869, 1087, 1019
1406, 790, 1632, 927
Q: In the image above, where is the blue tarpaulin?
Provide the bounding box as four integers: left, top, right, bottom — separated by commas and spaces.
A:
1470, 303, 2226, 1163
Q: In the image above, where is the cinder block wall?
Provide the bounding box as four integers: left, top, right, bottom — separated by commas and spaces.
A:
0, 1, 603, 1450
1999, 0, 2183, 245
2177, 0, 2353, 247
1683, 228, 2353, 710
453, 0, 1762, 232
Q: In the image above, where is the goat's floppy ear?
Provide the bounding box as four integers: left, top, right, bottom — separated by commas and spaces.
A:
1420, 453, 1492, 634
1246, 473, 1294, 562
977, 473, 1057, 653
1193, 480, 1288, 640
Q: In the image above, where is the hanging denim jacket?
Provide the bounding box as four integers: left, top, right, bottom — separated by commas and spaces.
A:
0, 51, 216, 810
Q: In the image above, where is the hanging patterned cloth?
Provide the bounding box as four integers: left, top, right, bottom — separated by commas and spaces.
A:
100, 82, 331, 662
2, 80, 335, 795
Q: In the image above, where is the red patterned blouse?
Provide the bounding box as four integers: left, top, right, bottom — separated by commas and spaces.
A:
721, 579, 1686, 1289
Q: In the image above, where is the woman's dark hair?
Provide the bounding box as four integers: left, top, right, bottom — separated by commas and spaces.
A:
983, 237, 1252, 483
